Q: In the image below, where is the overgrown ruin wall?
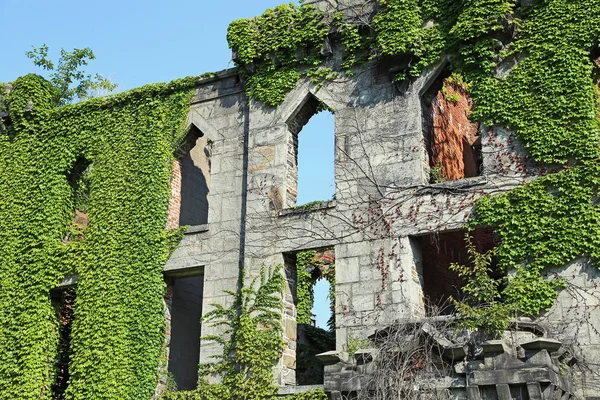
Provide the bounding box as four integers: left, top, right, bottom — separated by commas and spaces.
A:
160, 51, 600, 400
159, 2, 600, 398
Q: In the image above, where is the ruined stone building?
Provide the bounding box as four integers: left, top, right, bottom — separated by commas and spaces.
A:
157, 2, 600, 399
2, 1, 599, 399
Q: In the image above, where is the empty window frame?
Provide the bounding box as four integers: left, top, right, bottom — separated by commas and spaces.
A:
168, 124, 211, 229
64, 157, 92, 243
421, 70, 482, 183
283, 248, 336, 385
285, 94, 335, 207
166, 273, 205, 391
51, 286, 76, 399
416, 228, 499, 315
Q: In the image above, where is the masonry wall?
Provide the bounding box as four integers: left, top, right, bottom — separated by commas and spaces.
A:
162, 30, 600, 395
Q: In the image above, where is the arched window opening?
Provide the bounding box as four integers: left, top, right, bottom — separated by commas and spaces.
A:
285, 95, 335, 208
283, 248, 336, 386
168, 124, 211, 229
65, 157, 92, 243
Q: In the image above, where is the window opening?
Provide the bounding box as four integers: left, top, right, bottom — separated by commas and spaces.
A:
65, 157, 92, 243
51, 286, 76, 400
283, 248, 336, 385
166, 274, 204, 391
285, 95, 335, 207
168, 124, 211, 229
416, 227, 499, 315
422, 70, 482, 183
312, 279, 331, 329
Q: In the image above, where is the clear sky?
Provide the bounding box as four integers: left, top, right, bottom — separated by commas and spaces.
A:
1, 0, 334, 329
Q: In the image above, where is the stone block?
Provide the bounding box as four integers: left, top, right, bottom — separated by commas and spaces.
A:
337, 257, 359, 283
285, 318, 297, 341
351, 293, 375, 312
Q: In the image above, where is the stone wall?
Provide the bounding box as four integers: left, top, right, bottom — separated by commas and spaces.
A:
160, 19, 600, 398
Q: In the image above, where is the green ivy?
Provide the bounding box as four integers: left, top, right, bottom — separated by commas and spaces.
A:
0, 73, 194, 399
229, 0, 600, 329
227, 3, 329, 106
4, 1, 600, 397
462, 0, 600, 326
295, 249, 335, 327
162, 266, 328, 400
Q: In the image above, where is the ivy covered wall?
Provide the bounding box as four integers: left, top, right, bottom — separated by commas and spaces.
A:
0, 74, 194, 399
1, 0, 599, 398
227, 0, 600, 327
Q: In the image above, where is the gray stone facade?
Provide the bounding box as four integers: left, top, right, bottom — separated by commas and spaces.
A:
160, 3, 600, 398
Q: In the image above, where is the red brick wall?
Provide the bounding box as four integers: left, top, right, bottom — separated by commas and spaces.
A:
166, 159, 182, 230
314, 249, 335, 265
430, 80, 480, 180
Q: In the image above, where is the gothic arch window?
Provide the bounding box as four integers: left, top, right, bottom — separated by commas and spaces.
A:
168, 124, 212, 229
285, 94, 335, 208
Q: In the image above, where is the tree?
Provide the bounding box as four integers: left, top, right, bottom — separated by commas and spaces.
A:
26, 44, 117, 105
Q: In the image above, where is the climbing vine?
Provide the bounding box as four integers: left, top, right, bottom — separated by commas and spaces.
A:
227, 3, 329, 106
294, 250, 336, 385
3, 0, 600, 397
0, 73, 194, 399
295, 249, 335, 329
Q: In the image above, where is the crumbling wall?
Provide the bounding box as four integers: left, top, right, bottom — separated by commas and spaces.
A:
163, 48, 591, 394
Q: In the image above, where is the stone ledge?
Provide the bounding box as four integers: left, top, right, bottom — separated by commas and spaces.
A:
184, 224, 209, 235
278, 384, 324, 396
278, 200, 336, 217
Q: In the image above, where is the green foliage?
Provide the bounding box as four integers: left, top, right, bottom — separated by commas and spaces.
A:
294, 250, 336, 384
0, 73, 195, 399
283, 389, 328, 400
346, 334, 372, 356
295, 249, 335, 326
450, 235, 510, 333
451, 234, 566, 333
227, 4, 329, 106
429, 163, 448, 183
442, 73, 470, 104
3, 1, 600, 396
296, 250, 318, 325
463, 1, 600, 317
199, 266, 285, 400
473, 162, 600, 272
470, 1, 600, 163
370, 0, 600, 328
373, 0, 423, 56
339, 22, 372, 71
162, 266, 328, 400
26, 44, 117, 105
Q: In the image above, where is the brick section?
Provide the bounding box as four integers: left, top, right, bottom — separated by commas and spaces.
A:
419, 227, 498, 314
314, 248, 335, 265
430, 80, 481, 180
166, 159, 182, 230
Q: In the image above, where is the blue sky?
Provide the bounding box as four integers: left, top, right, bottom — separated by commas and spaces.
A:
1, 0, 334, 329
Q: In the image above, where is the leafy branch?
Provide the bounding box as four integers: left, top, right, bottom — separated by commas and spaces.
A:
26, 44, 117, 105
